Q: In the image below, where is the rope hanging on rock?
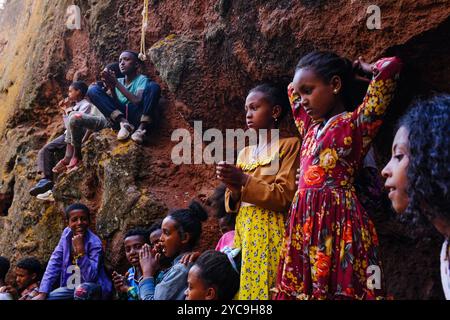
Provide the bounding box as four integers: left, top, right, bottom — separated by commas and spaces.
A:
139, 0, 149, 61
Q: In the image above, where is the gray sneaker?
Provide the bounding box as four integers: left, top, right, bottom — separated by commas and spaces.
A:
36, 190, 55, 202
131, 128, 146, 144
117, 122, 134, 140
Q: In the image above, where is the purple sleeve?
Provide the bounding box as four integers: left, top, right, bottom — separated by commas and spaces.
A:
76, 242, 102, 283
39, 236, 64, 293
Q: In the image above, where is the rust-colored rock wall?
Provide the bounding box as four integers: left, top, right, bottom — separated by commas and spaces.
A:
0, 0, 449, 299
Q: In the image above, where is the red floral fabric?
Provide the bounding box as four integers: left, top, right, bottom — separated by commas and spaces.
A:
274, 57, 402, 300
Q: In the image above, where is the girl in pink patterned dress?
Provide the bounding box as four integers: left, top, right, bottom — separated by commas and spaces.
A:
275, 51, 402, 300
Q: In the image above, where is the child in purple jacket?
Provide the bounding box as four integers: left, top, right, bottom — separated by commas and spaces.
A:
33, 203, 112, 300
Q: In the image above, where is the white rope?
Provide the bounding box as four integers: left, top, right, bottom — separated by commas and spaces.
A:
139, 0, 149, 61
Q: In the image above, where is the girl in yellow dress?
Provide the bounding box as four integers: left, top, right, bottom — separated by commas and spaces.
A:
216, 84, 300, 300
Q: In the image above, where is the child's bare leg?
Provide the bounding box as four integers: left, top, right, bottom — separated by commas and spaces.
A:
67, 144, 81, 170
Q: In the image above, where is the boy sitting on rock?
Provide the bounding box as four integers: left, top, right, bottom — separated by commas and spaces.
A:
29, 81, 95, 200
33, 203, 112, 300
87, 50, 161, 144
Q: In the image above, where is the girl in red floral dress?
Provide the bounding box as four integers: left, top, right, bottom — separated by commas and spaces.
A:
274, 51, 402, 300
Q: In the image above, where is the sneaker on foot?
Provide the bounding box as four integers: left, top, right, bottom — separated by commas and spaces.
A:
117, 122, 134, 141
36, 190, 54, 202
29, 179, 53, 197
131, 128, 146, 144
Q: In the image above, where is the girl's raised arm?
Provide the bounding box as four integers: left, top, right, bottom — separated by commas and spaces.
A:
352, 56, 403, 154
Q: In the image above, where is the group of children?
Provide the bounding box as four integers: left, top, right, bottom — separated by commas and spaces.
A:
28, 51, 161, 201
1, 49, 449, 300
217, 51, 449, 300
0, 198, 240, 300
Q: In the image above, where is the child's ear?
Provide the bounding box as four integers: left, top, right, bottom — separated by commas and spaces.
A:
205, 287, 216, 300
330, 75, 342, 93
272, 105, 282, 119
180, 232, 191, 245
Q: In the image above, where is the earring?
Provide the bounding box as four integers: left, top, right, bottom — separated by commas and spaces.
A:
274, 117, 278, 124
333, 89, 338, 94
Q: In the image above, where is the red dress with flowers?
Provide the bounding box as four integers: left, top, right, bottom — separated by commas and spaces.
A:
274, 57, 402, 300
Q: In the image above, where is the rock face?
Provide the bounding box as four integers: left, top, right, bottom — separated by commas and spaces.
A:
0, 0, 449, 298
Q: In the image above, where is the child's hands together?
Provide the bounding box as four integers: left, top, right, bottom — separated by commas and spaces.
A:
72, 234, 85, 256
216, 161, 249, 194
139, 243, 160, 279
58, 97, 73, 115
101, 69, 118, 89
112, 271, 129, 294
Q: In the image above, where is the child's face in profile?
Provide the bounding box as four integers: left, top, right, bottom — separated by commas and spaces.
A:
244, 91, 278, 131
68, 86, 82, 102
124, 235, 146, 267
68, 209, 89, 236
292, 68, 337, 121
160, 217, 184, 258
382, 126, 410, 214
185, 265, 215, 300
15, 267, 36, 291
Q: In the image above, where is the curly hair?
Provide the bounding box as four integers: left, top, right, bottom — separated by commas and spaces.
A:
124, 227, 150, 244
17, 257, 43, 280
398, 94, 450, 223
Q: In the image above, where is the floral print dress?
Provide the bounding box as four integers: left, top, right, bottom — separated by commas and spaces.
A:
275, 57, 403, 300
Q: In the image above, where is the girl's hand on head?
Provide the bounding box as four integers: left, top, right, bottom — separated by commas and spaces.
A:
353, 56, 377, 78
180, 251, 201, 266
72, 234, 85, 256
